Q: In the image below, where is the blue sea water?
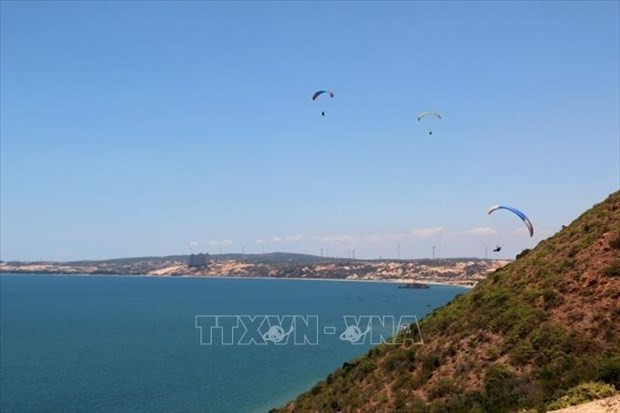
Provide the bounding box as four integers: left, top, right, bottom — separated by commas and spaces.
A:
0, 275, 465, 413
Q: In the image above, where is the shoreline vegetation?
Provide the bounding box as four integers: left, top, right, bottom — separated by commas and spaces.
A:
0, 254, 509, 288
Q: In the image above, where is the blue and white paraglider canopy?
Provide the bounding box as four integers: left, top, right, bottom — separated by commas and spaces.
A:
487, 205, 534, 237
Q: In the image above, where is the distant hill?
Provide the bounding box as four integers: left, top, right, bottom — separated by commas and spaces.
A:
64, 252, 335, 265
274, 192, 620, 412
7, 252, 494, 267
0, 252, 508, 286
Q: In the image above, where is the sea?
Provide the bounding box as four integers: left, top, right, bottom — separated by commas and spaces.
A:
0, 274, 465, 413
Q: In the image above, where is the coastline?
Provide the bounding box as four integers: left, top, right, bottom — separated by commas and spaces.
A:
0, 272, 473, 288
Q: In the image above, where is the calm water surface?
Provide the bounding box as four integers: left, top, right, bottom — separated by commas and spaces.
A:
0, 274, 465, 413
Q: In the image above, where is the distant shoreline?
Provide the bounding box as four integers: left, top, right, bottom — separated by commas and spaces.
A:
0, 272, 473, 288
1, 255, 505, 288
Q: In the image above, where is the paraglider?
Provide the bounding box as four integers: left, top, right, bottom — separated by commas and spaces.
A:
493, 245, 502, 253
487, 205, 534, 237
312, 90, 334, 116
417, 111, 442, 135
312, 90, 334, 101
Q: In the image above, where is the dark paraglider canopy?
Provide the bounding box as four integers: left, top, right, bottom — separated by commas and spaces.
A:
312, 90, 335, 101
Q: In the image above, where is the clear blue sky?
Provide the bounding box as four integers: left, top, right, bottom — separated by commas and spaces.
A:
1, 1, 618, 261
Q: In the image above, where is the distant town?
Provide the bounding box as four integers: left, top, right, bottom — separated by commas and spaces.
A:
0, 253, 509, 287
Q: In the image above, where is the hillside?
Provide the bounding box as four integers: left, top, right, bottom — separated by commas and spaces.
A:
274, 191, 620, 412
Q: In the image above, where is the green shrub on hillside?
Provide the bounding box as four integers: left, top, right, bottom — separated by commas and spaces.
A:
603, 262, 620, 277
598, 357, 620, 388
546, 381, 617, 410
516, 248, 531, 259
429, 378, 458, 400
483, 365, 521, 412
510, 341, 535, 365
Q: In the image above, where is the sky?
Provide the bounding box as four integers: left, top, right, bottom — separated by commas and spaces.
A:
1, 1, 619, 261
